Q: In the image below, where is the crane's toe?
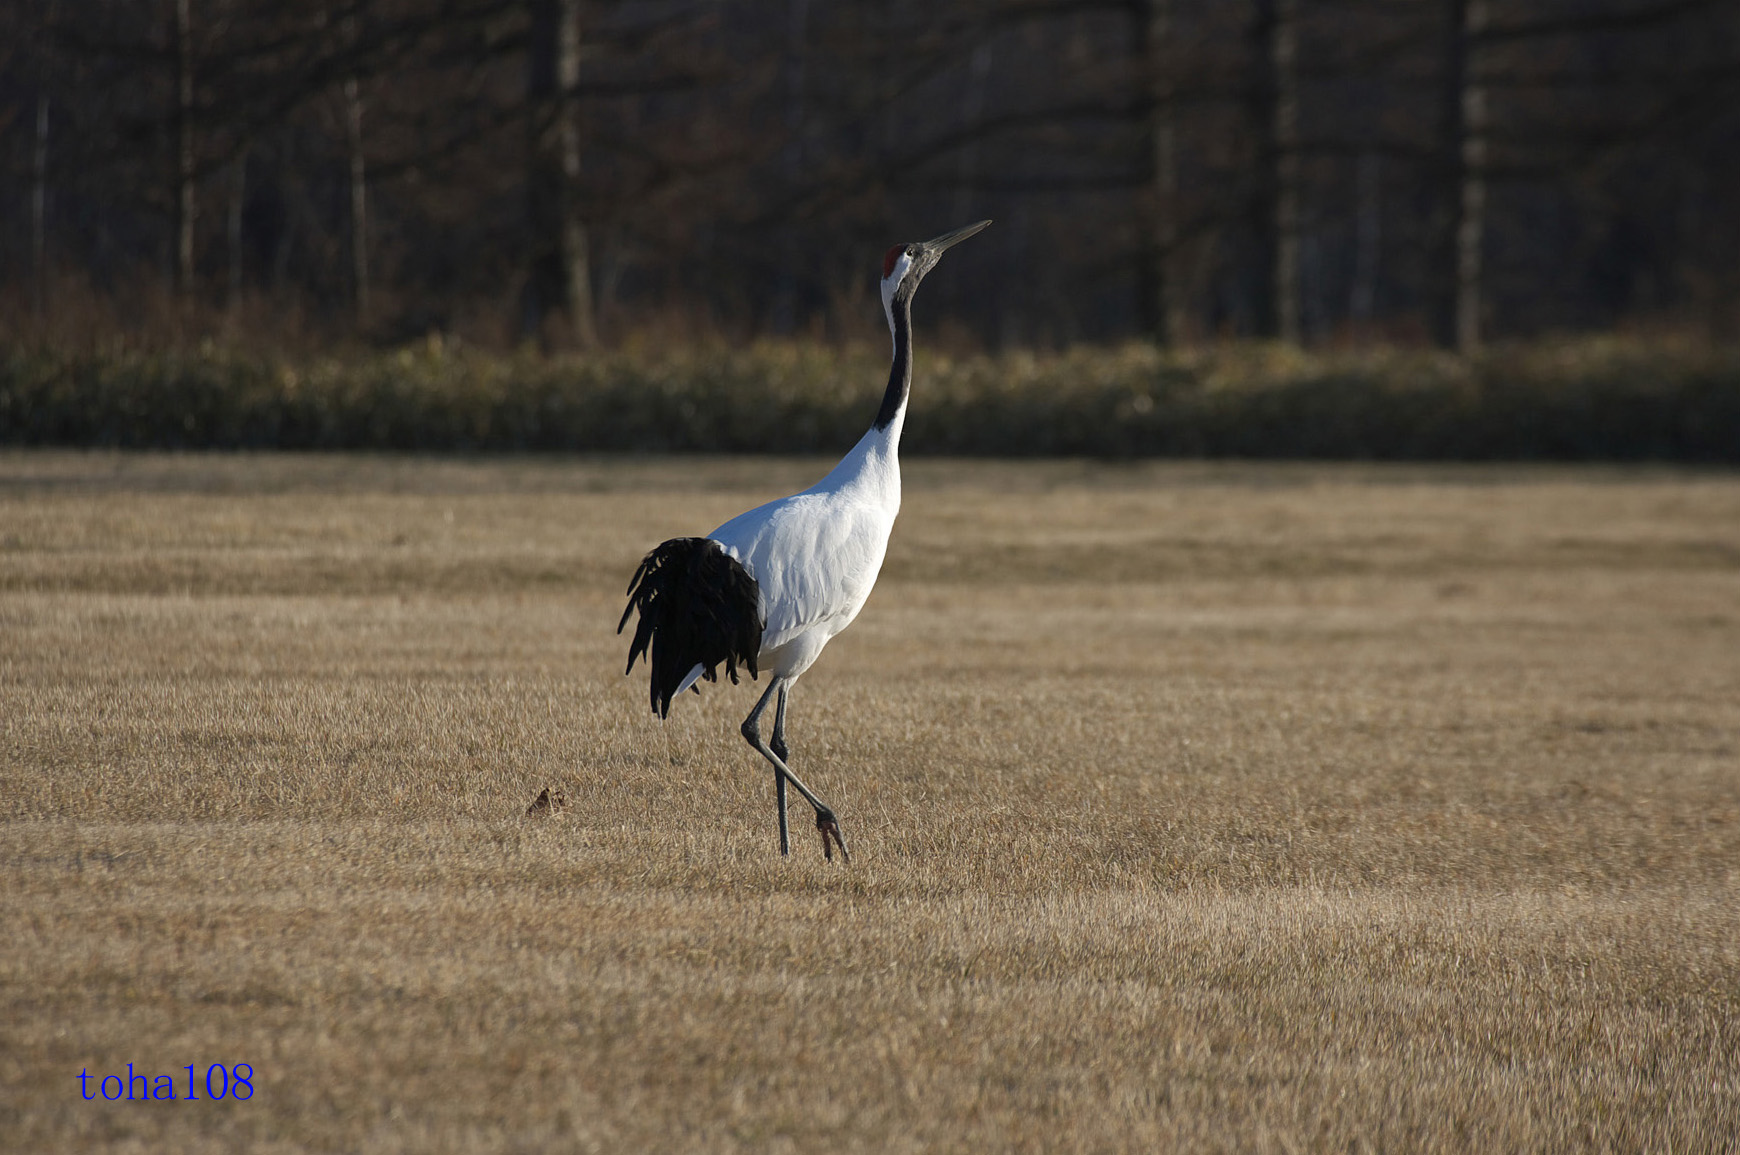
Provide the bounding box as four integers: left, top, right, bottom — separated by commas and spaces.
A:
815, 808, 851, 863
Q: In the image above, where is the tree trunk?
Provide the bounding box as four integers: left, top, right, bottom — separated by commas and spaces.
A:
1350, 152, 1382, 328
1437, 0, 1487, 352
227, 149, 246, 309
1247, 0, 1298, 340
1136, 0, 1182, 345
32, 93, 49, 315
1455, 0, 1489, 353
173, 0, 196, 297
1270, 0, 1302, 344
524, 0, 596, 348
345, 75, 369, 323
771, 0, 809, 334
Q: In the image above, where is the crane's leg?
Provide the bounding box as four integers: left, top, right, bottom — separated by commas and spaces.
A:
770, 683, 791, 857
741, 677, 850, 862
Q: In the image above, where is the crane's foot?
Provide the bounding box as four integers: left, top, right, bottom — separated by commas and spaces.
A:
816, 807, 851, 864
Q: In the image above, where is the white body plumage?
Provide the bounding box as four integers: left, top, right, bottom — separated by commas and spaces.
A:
698, 419, 902, 689
672, 253, 916, 698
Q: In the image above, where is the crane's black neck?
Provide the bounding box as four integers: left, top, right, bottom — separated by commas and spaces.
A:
874, 291, 913, 431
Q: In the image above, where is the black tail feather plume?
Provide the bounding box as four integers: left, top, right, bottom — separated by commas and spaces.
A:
618, 537, 762, 718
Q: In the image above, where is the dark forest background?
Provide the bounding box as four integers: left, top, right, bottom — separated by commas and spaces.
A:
4, 0, 1738, 354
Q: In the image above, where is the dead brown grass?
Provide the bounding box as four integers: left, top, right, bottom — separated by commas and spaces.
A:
2, 451, 1738, 1152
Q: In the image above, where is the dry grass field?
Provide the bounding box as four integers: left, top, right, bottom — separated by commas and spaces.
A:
2, 450, 1738, 1153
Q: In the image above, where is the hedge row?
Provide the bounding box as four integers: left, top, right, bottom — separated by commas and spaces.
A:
2, 339, 1736, 460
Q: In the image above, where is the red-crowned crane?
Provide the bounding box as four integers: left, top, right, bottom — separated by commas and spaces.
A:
619, 220, 991, 861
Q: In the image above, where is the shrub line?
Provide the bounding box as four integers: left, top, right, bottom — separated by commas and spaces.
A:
3, 341, 1736, 461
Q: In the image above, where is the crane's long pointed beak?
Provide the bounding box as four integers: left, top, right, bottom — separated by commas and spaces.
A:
922, 219, 992, 254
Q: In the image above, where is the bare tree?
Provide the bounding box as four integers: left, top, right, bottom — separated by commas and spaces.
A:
345, 74, 369, 322
226, 149, 246, 309
1454, 0, 1487, 354
1271, 0, 1301, 344
1135, 0, 1182, 345
8, 0, 1738, 349
173, 0, 196, 296
1434, 0, 1488, 352
32, 92, 50, 314
1349, 151, 1381, 327
523, 0, 597, 348
1247, 0, 1301, 341
771, 0, 811, 333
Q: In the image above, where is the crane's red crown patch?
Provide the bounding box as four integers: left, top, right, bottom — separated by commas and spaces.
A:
882, 246, 907, 279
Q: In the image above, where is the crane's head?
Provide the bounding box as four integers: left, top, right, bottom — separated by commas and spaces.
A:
880, 220, 991, 325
